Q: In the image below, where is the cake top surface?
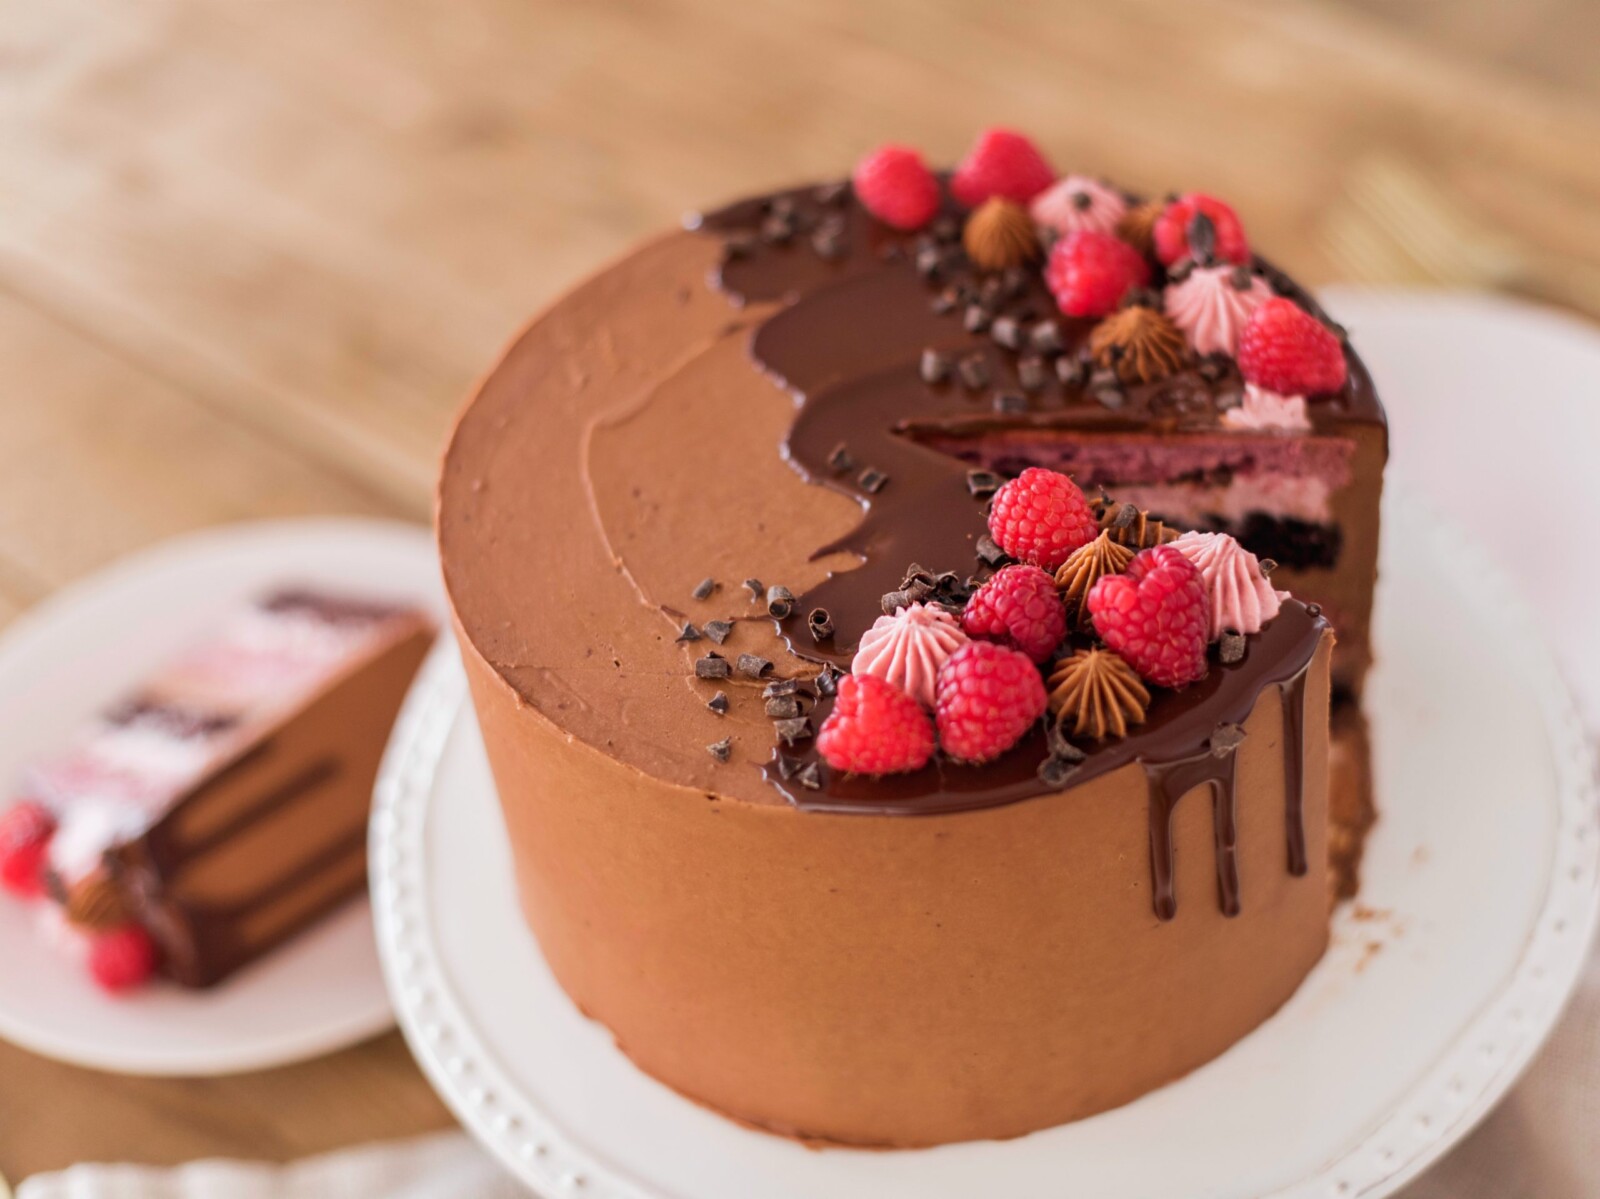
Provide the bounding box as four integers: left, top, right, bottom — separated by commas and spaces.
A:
438, 127, 1367, 829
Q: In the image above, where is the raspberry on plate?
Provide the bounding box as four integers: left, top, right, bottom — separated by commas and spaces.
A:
950, 128, 1055, 208
817, 673, 936, 776
987, 467, 1100, 573
1153, 193, 1250, 266
1044, 230, 1151, 319
1237, 297, 1349, 396
962, 564, 1067, 663
0, 801, 56, 899
935, 641, 1048, 764
88, 924, 159, 994
852, 144, 942, 232
1087, 544, 1211, 688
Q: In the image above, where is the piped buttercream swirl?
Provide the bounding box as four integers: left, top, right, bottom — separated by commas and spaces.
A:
1222, 382, 1311, 433
850, 603, 969, 709
1170, 531, 1288, 641
1164, 265, 1273, 356
1030, 175, 1127, 238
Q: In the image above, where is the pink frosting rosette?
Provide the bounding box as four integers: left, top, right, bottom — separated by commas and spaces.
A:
1222, 382, 1311, 433
1030, 175, 1127, 238
1169, 531, 1289, 641
850, 603, 969, 709
1163, 265, 1274, 357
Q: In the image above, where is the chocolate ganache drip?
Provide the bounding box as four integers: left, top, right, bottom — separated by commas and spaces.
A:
694, 181, 1336, 919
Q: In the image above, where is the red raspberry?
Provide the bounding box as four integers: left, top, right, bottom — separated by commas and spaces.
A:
935, 641, 1048, 764
852, 144, 941, 231
1087, 545, 1210, 688
987, 467, 1100, 573
962, 564, 1067, 663
1044, 230, 1152, 319
1153, 193, 1250, 266
1237, 297, 1348, 396
88, 924, 159, 993
0, 802, 56, 898
950, 128, 1055, 207
817, 673, 936, 776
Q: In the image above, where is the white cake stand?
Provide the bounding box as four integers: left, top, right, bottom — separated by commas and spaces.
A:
371, 472, 1597, 1199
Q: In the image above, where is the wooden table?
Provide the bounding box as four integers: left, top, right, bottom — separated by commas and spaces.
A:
2, 0, 1597, 1181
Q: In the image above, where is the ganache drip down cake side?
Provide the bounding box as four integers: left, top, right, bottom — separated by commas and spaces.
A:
437, 127, 1387, 1147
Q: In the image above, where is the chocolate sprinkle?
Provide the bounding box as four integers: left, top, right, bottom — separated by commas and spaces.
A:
766, 696, 802, 720
704, 619, 733, 644
766, 585, 796, 618
966, 469, 1003, 498
774, 716, 813, 745
827, 443, 854, 474
676, 622, 702, 643
695, 653, 731, 680
807, 607, 834, 640
707, 737, 732, 762
1219, 631, 1246, 665
691, 576, 717, 601
707, 690, 730, 715
858, 467, 889, 494
736, 653, 774, 679
920, 348, 951, 384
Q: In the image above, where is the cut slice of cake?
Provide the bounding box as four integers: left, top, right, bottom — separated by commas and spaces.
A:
0, 589, 433, 990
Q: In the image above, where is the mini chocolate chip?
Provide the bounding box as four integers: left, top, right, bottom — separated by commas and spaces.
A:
743, 578, 765, 599
858, 467, 889, 494
976, 534, 1008, 566
692, 576, 717, 601
964, 304, 992, 334
957, 355, 991, 390
766, 585, 796, 618
828, 443, 854, 474
707, 690, 730, 715
1219, 631, 1247, 665
991, 315, 1022, 349
920, 348, 952, 384
1259, 558, 1278, 576
766, 696, 802, 720
707, 737, 732, 762
764, 678, 801, 698
808, 607, 834, 640
992, 391, 1027, 415
1018, 356, 1049, 392
967, 469, 1003, 498
695, 654, 731, 680
676, 622, 702, 643
774, 717, 813, 745
814, 180, 849, 206
1209, 722, 1247, 756
704, 619, 733, 644
1029, 320, 1064, 354
797, 761, 823, 790
736, 653, 774, 679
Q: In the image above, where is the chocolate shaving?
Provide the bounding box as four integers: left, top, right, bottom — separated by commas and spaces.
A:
774, 716, 813, 745
676, 622, 703, 643
966, 469, 1003, 498
760, 215, 794, 245
736, 653, 774, 679
691, 576, 717, 601
1056, 356, 1087, 388
1259, 558, 1278, 576
930, 288, 959, 315
915, 246, 945, 279
766, 696, 802, 720
813, 180, 848, 206
766, 585, 796, 618
743, 578, 764, 599
992, 391, 1027, 415
964, 304, 992, 334
990, 315, 1023, 349
1187, 211, 1218, 264
776, 754, 802, 779
695, 653, 731, 680
1209, 722, 1247, 756
811, 228, 845, 260
1017, 356, 1048, 393
704, 619, 733, 644
807, 607, 834, 640
1037, 755, 1080, 789
707, 690, 730, 715
828, 443, 854, 474
1030, 320, 1064, 354
763, 678, 801, 698
920, 348, 951, 384
975, 534, 1009, 567
858, 467, 889, 494
707, 737, 732, 762
1219, 631, 1246, 665
814, 664, 840, 697
957, 354, 991, 390
797, 761, 823, 790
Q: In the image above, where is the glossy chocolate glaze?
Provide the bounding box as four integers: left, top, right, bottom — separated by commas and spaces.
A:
696, 180, 1341, 917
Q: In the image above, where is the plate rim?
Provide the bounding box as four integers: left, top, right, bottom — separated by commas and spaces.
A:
0, 516, 434, 1076
371, 483, 1600, 1198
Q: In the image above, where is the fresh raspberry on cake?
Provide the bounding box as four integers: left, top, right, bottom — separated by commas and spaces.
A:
987, 467, 1099, 573
852, 145, 942, 231
0, 801, 56, 898
1153, 193, 1250, 266
1237, 297, 1349, 396
950, 128, 1055, 207
817, 673, 936, 776
935, 641, 1048, 763
962, 564, 1068, 663
1087, 544, 1211, 688
1044, 230, 1151, 319
88, 924, 159, 993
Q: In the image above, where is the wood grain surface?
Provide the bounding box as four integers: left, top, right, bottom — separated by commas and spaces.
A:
1, 0, 1596, 1181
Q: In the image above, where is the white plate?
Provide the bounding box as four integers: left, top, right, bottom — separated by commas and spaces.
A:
0, 518, 442, 1076
373, 474, 1597, 1199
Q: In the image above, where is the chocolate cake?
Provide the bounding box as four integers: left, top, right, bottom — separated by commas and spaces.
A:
437, 128, 1387, 1146
0, 589, 433, 990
